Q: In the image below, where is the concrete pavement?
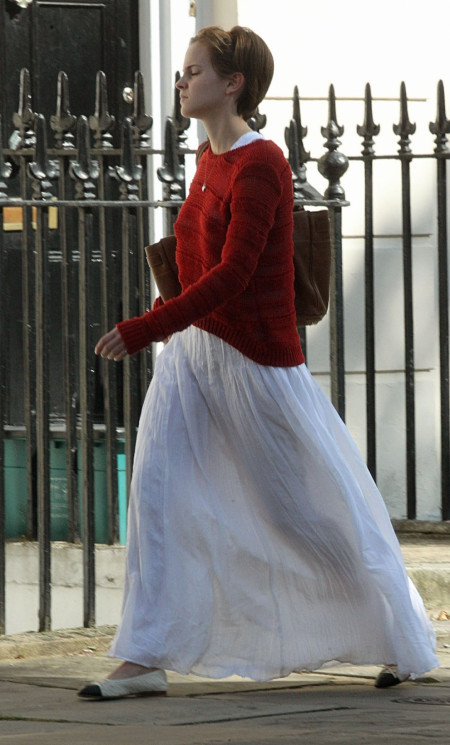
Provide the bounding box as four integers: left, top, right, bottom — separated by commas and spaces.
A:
0, 532, 448, 743
0, 625, 447, 744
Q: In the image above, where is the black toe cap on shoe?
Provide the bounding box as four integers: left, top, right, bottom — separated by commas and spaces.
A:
78, 684, 102, 698
374, 672, 402, 689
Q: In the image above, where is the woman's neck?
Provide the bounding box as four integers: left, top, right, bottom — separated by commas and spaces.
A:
202, 116, 252, 154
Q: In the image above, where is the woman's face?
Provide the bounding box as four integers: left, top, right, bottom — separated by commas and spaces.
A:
176, 41, 231, 121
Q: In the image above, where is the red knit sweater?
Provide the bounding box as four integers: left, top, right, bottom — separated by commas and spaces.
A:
117, 139, 304, 367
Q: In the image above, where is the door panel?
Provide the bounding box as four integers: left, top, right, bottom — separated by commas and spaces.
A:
1, 0, 139, 140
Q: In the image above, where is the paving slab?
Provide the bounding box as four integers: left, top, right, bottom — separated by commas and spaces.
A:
0, 645, 447, 744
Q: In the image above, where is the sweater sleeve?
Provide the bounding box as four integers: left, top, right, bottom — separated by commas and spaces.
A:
117, 157, 287, 355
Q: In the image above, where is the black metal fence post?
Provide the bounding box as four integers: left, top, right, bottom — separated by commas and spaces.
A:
357, 83, 380, 480
14, 70, 38, 540
0, 115, 12, 635
131, 71, 154, 404
52, 71, 80, 543
430, 80, 450, 520
70, 115, 99, 628
394, 82, 417, 519
112, 118, 144, 500
90, 72, 120, 545
318, 86, 349, 421
28, 114, 59, 631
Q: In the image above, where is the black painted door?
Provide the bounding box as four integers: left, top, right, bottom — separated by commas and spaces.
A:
0, 0, 139, 140
0, 0, 140, 426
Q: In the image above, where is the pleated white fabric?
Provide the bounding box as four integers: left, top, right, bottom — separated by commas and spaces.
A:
109, 326, 438, 681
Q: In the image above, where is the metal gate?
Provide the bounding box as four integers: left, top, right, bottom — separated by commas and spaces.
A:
0, 68, 448, 633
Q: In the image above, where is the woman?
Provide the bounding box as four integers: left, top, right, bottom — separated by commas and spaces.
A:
79, 25, 438, 700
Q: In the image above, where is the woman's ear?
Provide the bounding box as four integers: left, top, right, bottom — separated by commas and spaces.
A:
226, 72, 245, 95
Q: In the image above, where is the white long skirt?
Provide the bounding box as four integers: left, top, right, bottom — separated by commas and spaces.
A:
109, 326, 438, 681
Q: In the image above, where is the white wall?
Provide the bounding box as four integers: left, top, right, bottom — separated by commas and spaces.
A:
137, 0, 448, 519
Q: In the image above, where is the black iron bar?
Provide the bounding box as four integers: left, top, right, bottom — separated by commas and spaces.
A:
328, 206, 346, 420
400, 157, 416, 518
436, 156, 450, 519
357, 84, 380, 479
21, 164, 38, 540
58, 158, 80, 543
436, 163, 450, 518
394, 83, 417, 518
430, 80, 450, 519
78, 206, 96, 627
137, 180, 153, 404
121, 206, 140, 497
98, 170, 119, 545
0, 191, 6, 634
34, 203, 52, 631
363, 160, 376, 478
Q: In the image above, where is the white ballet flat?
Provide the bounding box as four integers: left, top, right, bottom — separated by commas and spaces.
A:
78, 668, 167, 699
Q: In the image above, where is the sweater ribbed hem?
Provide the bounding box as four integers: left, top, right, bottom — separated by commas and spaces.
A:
194, 319, 304, 367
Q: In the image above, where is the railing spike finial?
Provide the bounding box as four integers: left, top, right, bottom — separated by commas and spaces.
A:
318, 85, 348, 201
393, 81, 416, 155
69, 115, 99, 200
89, 71, 115, 148
50, 71, 77, 149
131, 71, 153, 147
0, 116, 13, 199
327, 84, 344, 138
287, 119, 323, 201
429, 79, 450, 154
293, 86, 308, 142
28, 114, 59, 199
12, 67, 36, 148
157, 117, 185, 201
357, 83, 380, 157
247, 107, 267, 133
285, 86, 310, 163
112, 118, 143, 201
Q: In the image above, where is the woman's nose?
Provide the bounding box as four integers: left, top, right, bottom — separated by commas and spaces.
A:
176, 75, 185, 90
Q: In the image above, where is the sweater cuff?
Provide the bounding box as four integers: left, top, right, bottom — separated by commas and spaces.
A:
116, 317, 152, 355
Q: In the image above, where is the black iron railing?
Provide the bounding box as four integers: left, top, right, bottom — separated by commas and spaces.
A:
0, 68, 448, 634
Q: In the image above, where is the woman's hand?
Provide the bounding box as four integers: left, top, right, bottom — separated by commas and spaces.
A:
95, 327, 129, 361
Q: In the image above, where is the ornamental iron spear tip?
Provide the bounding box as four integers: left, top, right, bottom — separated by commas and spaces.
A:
357, 83, 380, 157
112, 118, 142, 201
429, 80, 450, 153
248, 107, 266, 133
285, 86, 310, 162
393, 81, 416, 155
12, 68, 36, 148
89, 71, 115, 148
131, 71, 153, 146
287, 119, 322, 201
70, 116, 99, 181
50, 71, 77, 149
157, 117, 185, 201
318, 85, 348, 201
69, 116, 98, 201
28, 114, 59, 199
0, 115, 13, 185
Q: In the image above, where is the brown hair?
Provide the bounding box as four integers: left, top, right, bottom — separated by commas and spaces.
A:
190, 26, 274, 121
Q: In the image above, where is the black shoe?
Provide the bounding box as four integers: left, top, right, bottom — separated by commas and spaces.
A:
374, 665, 409, 689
